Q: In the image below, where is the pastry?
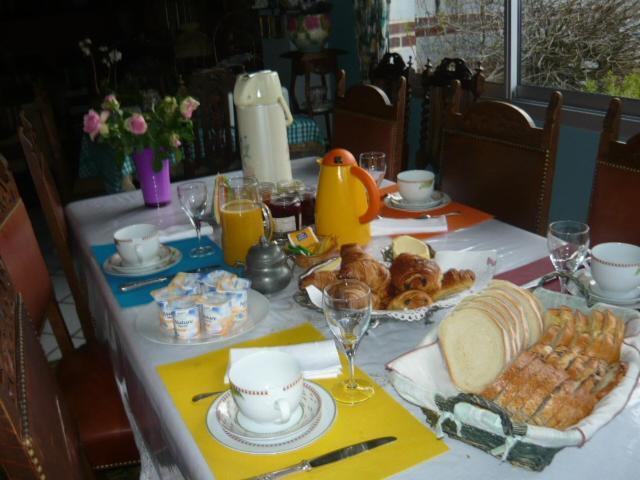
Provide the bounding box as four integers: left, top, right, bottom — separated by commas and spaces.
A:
430, 269, 476, 301
390, 253, 442, 294
387, 290, 433, 310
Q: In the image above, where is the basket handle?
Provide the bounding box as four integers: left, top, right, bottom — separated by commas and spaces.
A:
531, 271, 592, 305
438, 393, 518, 437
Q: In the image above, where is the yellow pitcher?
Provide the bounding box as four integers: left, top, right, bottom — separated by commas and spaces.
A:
315, 149, 381, 246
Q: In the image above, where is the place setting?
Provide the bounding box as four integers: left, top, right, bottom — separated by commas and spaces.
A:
383, 170, 451, 212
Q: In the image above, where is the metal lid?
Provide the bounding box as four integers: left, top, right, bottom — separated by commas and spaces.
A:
246, 236, 286, 269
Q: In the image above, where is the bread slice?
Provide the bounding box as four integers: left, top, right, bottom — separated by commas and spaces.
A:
489, 280, 542, 345
458, 297, 517, 359
439, 307, 510, 393
483, 289, 529, 351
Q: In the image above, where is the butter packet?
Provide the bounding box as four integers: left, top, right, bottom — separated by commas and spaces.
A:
288, 226, 319, 251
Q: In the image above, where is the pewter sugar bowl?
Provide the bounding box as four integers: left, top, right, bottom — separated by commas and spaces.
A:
245, 237, 293, 294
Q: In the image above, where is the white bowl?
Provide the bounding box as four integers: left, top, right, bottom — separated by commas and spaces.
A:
397, 170, 435, 204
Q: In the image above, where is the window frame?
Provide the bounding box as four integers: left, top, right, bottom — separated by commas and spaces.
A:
489, 0, 640, 134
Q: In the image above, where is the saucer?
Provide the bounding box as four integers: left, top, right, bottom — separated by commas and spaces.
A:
591, 283, 640, 301
236, 406, 304, 435
569, 270, 640, 307
109, 245, 172, 272
384, 191, 451, 212
206, 381, 336, 454
217, 382, 321, 440
103, 246, 182, 277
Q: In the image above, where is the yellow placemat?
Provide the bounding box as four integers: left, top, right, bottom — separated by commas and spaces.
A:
156, 323, 449, 479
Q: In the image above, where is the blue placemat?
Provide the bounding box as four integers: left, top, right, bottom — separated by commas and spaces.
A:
91, 237, 241, 308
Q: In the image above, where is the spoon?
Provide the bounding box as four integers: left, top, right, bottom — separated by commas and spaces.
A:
417, 210, 462, 219
191, 390, 225, 403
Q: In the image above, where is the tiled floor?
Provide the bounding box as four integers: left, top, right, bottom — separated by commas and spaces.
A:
29, 205, 86, 361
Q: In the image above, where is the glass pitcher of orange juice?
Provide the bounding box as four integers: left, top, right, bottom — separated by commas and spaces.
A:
220, 176, 273, 266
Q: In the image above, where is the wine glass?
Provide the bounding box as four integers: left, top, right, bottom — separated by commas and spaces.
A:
547, 220, 590, 293
322, 279, 375, 404
178, 181, 214, 258
359, 152, 387, 186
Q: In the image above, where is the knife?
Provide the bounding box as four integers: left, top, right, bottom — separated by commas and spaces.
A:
245, 436, 396, 480
118, 265, 221, 293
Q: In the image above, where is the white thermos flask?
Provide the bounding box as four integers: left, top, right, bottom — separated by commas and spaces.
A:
233, 70, 294, 183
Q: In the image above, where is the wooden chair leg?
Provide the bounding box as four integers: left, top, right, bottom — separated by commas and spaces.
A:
46, 299, 75, 357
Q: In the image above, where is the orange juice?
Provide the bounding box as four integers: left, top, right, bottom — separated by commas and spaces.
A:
221, 200, 264, 265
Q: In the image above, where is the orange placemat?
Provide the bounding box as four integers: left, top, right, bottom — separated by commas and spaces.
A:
156, 323, 448, 479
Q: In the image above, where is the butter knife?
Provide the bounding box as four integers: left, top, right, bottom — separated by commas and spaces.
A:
245, 436, 396, 480
118, 265, 221, 292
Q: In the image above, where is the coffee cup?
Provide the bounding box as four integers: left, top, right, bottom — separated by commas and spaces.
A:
397, 170, 435, 204
228, 351, 303, 432
113, 223, 161, 266
590, 242, 640, 298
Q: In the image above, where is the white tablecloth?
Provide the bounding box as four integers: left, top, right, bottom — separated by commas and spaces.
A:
65, 157, 640, 480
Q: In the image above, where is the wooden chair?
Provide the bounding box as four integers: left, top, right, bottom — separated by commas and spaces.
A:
332, 77, 407, 181
371, 52, 413, 172
440, 81, 563, 235
0, 154, 139, 470
19, 109, 96, 343
588, 98, 640, 245
416, 58, 485, 175
0, 260, 94, 479
185, 67, 241, 177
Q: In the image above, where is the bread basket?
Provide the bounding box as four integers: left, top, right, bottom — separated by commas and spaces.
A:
387, 287, 640, 471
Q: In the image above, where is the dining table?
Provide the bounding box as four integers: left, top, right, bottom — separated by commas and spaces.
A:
65, 156, 640, 480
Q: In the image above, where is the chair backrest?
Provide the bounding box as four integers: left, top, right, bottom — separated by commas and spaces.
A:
0, 259, 93, 479
440, 81, 563, 235
186, 67, 240, 176
371, 52, 413, 171
332, 77, 407, 181
19, 110, 96, 341
588, 98, 640, 245
417, 58, 485, 174
0, 153, 75, 355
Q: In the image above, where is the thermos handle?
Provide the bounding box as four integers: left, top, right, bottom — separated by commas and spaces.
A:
351, 165, 381, 224
277, 96, 294, 126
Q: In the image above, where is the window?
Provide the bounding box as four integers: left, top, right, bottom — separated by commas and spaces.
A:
390, 1, 640, 116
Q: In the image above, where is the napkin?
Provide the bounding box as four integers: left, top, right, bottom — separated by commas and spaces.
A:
224, 340, 341, 382
371, 216, 448, 237
158, 224, 214, 243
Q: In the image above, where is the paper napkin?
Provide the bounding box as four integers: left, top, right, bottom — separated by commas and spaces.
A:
224, 340, 341, 382
371, 216, 448, 237
158, 224, 214, 243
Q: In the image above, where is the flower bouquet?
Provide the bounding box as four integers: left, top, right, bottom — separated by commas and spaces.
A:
83, 94, 200, 206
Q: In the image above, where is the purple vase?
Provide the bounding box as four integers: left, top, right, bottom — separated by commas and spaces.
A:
133, 148, 171, 208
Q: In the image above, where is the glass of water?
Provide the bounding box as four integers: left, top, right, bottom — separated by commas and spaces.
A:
322, 279, 374, 404
359, 152, 387, 186
547, 220, 590, 293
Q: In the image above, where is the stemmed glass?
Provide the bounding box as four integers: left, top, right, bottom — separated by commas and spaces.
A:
547, 220, 590, 293
322, 279, 375, 405
177, 181, 214, 258
359, 152, 387, 186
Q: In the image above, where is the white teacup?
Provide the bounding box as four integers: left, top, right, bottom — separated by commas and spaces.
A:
228, 351, 303, 433
113, 224, 161, 267
397, 170, 435, 204
591, 242, 640, 298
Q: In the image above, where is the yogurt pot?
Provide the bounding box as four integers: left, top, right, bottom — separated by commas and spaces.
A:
201, 271, 238, 291
151, 287, 181, 331
170, 297, 201, 339
216, 278, 251, 322
199, 293, 233, 335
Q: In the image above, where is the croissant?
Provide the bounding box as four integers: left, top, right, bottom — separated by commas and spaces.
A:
339, 244, 391, 295
390, 253, 442, 294
430, 269, 476, 301
387, 289, 433, 310
298, 270, 339, 291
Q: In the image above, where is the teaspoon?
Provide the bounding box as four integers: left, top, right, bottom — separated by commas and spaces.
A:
417, 210, 462, 219
191, 390, 225, 403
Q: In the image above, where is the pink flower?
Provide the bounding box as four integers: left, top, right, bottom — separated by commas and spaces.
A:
304, 15, 320, 30
179, 97, 200, 119
83, 109, 110, 140
169, 133, 181, 148
102, 94, 120, 110
124, 113, 148, 135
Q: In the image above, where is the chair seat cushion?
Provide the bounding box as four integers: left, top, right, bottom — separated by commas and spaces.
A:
55, 341, 139, 469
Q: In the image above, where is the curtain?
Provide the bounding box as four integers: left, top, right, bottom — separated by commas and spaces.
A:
353, 0, 391, 82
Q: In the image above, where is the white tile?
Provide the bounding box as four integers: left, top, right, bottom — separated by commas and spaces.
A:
72, 336, 86, 349
42, 319, 53, 335
40, 333, 61, 361
47, 348, 61, 362
58, 303, 81, 335
52, 275, 71, 302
